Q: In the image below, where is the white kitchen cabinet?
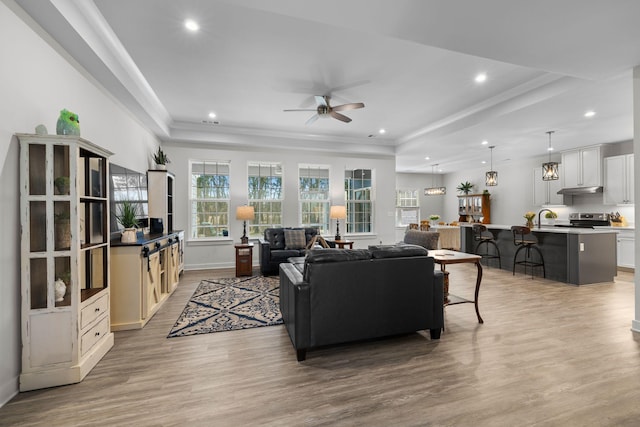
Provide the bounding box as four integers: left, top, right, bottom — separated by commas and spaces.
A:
561, 146, 601, 188
18, 134, 114, 391
604, 154, 634, 205
532, 165, 564, 206
616, 229, 635, 269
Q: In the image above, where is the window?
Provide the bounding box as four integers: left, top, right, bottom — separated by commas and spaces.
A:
299, 165, 330, 234
345, 169, 373, 233
396, 189, 419, 226
189, 161, 230, 239
248, 162, 283, 236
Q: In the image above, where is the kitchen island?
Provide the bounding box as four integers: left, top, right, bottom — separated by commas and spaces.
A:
460, 224, 617, 285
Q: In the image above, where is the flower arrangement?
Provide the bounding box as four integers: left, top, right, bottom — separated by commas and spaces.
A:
524, 211, 536, 221
429, 214, 440, 221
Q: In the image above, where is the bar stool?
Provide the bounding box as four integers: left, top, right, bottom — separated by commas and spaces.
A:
472, 224, 501, 268
511, 225, 545, 279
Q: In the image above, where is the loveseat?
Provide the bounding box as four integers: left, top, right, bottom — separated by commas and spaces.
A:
259, 227, 321, 275
279, 245, 444, 361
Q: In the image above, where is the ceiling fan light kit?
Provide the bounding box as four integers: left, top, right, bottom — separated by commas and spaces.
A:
284, 95, 365, 125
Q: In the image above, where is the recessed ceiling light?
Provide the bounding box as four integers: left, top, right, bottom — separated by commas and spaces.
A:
481, 140, 488, 145
584, 111, 596, 118
475, 73, 487, 83
548, 147, 554, 152
424, 156, 430, 160
379, 128, 386, 134
482, 161, 487, 164
208, 112, 216, 119
184, 19, 199, 32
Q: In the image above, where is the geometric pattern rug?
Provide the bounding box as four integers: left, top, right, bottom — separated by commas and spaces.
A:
167, 275, 282, 338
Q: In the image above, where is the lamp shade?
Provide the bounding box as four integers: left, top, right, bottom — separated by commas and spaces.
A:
236, 205, 255, 221
329, 205, 347, 219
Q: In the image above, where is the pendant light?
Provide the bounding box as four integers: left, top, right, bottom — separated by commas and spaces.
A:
485, 145, 498, 186
425, 164, 446, 195
542, 131, 559, 181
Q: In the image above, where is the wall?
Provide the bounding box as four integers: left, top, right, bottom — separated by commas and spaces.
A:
0, 2, 159, 406
163, 142, 397, 270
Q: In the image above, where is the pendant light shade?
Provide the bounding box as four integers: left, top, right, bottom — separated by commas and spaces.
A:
485, 145, 498, 186
542, 131, 559, 181
425, 164, 446, 195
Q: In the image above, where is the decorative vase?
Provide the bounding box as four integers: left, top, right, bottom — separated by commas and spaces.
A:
121, 228, 137, 243
54, 278, 66, 302
526, 220, 534, 229
155, 164, 167, 170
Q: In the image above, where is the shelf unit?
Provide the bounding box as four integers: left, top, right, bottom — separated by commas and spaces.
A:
148, 169, 174, 233
18, 134, 114, 391
457, 193, 491, 223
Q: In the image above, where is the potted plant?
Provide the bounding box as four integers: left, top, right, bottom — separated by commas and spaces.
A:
115, 201, 139, 243
152, 147, 170, 170
524, 211, 536, 228
429, 214, 440, 222
545, 210, 558, 225
54, 176, 70, 195
457, 181, 474, 195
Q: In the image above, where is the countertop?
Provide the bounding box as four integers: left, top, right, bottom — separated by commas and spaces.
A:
459, 223, 617, 234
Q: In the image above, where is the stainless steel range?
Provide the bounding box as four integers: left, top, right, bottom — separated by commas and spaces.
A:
555, 212, 611, 229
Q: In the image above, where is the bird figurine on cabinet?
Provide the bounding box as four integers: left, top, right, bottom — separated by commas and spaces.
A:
56, 109, 80, 136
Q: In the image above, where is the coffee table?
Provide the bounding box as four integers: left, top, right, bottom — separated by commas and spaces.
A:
428, 250, 483, 323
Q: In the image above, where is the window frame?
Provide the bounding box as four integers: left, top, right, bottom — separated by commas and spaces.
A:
298, 164, 331, 234
188, 160, 231, 241
247, 162, 284, 237
345, 168, 374, 234
395, 188, 420, 227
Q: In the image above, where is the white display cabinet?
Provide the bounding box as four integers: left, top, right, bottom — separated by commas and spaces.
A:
18, 134, 114, 391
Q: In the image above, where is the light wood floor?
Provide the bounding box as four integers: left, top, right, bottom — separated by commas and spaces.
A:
2, 265, 639, 426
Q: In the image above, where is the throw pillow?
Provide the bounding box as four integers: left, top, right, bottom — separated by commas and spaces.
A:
284, 229, 307, 250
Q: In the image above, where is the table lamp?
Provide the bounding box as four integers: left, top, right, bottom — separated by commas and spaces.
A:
236, 205, 255, 244
329, 205, 347, 241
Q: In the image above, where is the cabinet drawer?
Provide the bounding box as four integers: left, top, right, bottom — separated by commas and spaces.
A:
80, 293, 109, 330
81, 316, 109, 356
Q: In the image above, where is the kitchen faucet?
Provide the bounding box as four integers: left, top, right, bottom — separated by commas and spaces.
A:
537, 209, 553, 229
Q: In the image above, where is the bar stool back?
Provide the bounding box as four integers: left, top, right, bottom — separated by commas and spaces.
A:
472, 224, 501, 268
511, 225, 545, 279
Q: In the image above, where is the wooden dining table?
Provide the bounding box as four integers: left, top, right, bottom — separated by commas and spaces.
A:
428, 250, 483, 323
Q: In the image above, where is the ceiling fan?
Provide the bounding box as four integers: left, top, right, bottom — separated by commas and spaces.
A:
284, 95, 365, 125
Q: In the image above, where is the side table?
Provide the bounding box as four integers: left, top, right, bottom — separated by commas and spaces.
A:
235, 243, 253, 277
330, 240, 354, 249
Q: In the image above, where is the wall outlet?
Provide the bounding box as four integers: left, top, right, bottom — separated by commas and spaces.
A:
580, 242, 585, 251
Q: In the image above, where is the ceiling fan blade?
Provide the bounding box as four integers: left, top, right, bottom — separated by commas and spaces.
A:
332, 102, 365, 112
315, 95, 328, 107
305, 114, 320, 125
329, 111, 352, 123
283, 108, 316, 112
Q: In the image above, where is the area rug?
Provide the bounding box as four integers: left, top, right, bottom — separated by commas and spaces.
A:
167, 275, 282, 338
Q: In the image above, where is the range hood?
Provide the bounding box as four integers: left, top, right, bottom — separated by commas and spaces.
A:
556, 186, 603, 195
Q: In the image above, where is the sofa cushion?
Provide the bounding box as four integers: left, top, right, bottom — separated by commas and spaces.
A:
284, 229, 307, 249
305, 248, 371, 263
369, 245, 428, 259
264, 228, 286, 250
270, 249, 305, 263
